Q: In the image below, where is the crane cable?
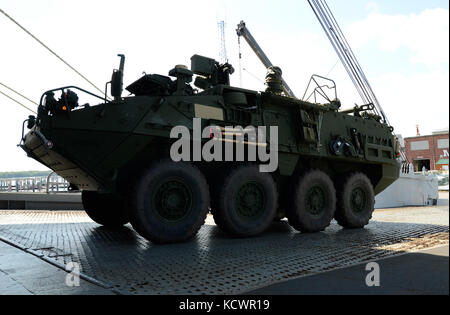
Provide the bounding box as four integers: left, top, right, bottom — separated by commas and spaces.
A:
308, 0, 389, 125
243, 68, 264, 84
0, 81, 38, 106
0, 89, 37, 114
325, 59, 340, 77
238, 36, 243, 88
0, 8, 105, 97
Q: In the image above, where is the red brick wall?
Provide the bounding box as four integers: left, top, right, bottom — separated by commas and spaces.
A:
405, 133, 449, 171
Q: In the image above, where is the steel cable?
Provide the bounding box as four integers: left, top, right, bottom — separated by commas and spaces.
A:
0, 8, 106, 97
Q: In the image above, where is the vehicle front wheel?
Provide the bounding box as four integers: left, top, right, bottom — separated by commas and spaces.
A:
82, 191, 129, 227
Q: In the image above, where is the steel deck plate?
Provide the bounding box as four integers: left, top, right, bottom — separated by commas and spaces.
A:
0, 208, 448, 295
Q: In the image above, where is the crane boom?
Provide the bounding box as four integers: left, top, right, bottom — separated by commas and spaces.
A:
236, 21, 296, 98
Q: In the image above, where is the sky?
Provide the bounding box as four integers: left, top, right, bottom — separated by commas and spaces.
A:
0, 0, 448, 171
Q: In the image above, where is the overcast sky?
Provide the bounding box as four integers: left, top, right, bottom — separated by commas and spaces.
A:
0, 0, 448, 171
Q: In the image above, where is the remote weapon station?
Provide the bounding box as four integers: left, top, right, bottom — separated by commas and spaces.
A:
20, 17, 400, 244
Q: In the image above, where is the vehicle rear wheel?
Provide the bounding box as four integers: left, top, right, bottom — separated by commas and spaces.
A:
335, 173, 375, 229
128, 161, 210, 244
273, 210, 286, 222
82, 191, 129, 227
211, 165, 278, 237
286, 170, 336, 233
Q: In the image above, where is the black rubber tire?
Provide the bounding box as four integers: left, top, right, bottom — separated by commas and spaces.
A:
211, 165, 278, 238
335, 172, 375, 229
82, 191, 129, 227
286, 170, 336, 233
128, 161, 210, 244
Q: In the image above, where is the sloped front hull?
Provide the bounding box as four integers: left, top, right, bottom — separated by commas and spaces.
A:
21, 129, 101, 190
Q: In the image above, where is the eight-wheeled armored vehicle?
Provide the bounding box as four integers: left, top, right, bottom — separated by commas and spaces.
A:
20, 53, 400, 244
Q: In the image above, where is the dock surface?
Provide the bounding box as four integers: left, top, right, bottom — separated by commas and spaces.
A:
0, 192, 448, 295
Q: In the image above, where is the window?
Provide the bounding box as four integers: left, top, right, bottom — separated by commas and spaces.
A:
437, 138, 449, 149
411, 141, 429, 151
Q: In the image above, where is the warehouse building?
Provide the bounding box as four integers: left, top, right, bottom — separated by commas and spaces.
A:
404, 128, 449, 172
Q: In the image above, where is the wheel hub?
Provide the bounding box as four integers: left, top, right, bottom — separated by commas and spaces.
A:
350, 187, 367, 213
305, 186, 326, 215
153, 179, 193, 222
235, 182, 266, 218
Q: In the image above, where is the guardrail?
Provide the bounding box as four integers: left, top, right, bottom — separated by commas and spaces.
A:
0, 173, 69, 193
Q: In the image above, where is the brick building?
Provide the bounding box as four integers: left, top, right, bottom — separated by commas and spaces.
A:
404, 129, 449, 172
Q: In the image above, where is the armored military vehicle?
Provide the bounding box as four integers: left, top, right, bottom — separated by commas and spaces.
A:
20, 54, 400, 244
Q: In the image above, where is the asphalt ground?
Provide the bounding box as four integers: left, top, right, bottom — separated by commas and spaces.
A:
0, 240, 112, 295
247, 245, 449, 295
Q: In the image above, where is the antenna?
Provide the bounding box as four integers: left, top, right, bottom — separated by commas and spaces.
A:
217, 20, 228, 64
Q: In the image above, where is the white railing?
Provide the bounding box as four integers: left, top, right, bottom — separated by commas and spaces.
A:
0, 173, 69, 193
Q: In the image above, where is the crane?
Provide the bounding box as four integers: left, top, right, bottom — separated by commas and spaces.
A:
307, 0, 390, 125
236, 21, 296, 98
